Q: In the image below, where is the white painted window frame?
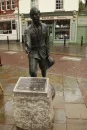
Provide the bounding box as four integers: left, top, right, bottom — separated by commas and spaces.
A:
11, 0, 15, 10
55, 0, 64, 10
1, 0, 5, 11
6, 0, 10, 10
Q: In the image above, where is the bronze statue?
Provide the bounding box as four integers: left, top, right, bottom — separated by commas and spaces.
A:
24, 7, 54, 77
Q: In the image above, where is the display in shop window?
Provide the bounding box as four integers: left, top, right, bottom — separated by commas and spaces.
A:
55, 20, 70, 40
0, 20, 16, 34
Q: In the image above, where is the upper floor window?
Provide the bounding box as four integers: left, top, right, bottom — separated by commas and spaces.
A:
56, 0, 63, 10
11, 0, 15, 10
31, 0, 38, 8
1, 0, 5, 11
6, 0, 10, 10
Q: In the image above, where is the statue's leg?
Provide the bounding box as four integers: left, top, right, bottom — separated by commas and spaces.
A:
39, 59, 47, 77
41, 70, 46, 77
29, 57, 38, 77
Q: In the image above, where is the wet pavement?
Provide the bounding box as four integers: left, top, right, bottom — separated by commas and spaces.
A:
0, 65, 87, 130
0, 43, 87, 130
1, 42, 87, 57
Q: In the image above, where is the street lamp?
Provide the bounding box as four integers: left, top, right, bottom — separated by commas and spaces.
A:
0, 56, 2, 66
14, 0, 20, 42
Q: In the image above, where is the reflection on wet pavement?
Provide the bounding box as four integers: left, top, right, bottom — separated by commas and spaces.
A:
0, 65, 87, 129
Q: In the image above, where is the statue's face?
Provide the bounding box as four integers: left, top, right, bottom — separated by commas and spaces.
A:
32, 10, 40, 23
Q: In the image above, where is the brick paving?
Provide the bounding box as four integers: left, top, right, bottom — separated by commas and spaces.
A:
0, 43, 87, 130
0, 49, 87, 78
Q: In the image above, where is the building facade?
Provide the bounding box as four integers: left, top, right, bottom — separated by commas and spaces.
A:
19, 0, 79, 44
0, 0, 80, 43
77, 10, 87, 44
0, 0, 22, 42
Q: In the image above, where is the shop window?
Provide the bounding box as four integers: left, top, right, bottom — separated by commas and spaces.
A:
11, 0, 15, 9
0, 21, 12, 34
31, 0, 38, 8
55, 20, 70, 40
6, 0, 10, 10
56, 0, 63, 9
42, 20, 53, 24
1, 0, 5, 11
12, 20, 16, 30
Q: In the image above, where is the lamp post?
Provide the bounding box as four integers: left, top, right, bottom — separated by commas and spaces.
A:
0, 56, 2, 66
18, 0, 20, 42
15, 0, 20, 42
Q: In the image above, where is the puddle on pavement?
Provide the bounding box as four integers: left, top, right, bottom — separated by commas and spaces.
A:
64, 87, 83, 102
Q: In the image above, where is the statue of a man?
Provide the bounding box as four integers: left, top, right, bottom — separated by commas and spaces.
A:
25, 7, 54, 77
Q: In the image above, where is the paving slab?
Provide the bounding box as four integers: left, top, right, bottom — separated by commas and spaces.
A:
53, 94, 64, 108
63, 76, 79, 88
0, 124, 13, 130
54, 123, 66, 130
3, 84, 15, 96
0, 100, 14, 125
53, 101, 65, 109
54, 109, 66, 123
65, 104, 87, 119
47, 74, 63, 84
53, 84, 64, 108
67, 119, 87, 130
64, 87, 83, 103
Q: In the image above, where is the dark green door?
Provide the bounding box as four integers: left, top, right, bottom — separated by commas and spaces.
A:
77, 26, 87, 44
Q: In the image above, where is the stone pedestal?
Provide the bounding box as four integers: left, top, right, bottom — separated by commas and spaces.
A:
13, 77, 54, 130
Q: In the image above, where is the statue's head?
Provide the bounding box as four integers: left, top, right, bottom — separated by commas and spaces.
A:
30, 7, 40, 23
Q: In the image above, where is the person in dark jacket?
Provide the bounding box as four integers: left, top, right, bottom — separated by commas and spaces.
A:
25, 7, 54, 77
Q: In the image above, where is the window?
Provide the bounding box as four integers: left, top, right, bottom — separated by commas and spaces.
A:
56, 0, 63, 9
12, 20, 16, 30
1, 0, 5, 11
55, 20, 70, 40
0, 21, 11, 34
6, 0, 10, 10
11, 0, 15, 9
0, 20, 16, 34
31, 0, 38, 8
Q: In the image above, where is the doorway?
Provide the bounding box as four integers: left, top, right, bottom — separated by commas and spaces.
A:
47, 24, 53, 43
77, 26, 87, 44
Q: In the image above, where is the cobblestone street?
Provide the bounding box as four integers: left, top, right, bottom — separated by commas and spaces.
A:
0, 43, 87, 130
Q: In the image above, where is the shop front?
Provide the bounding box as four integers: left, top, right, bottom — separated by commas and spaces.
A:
54, 19, 70, 43
25, 12, 77, 44
77, 16, 87, 44
0, 14, 20, 42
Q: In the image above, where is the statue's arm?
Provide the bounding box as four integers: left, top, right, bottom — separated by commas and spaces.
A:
24, 28, 31, 54
45, 25, 50, 56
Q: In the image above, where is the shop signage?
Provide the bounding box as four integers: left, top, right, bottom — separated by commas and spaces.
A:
0, 15, 16, 21
25, 16, 73, 21
41, 16, 73, 20
78, 17, 87, 25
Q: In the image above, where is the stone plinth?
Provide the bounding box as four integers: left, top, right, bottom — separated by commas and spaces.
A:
13, 77, 54, 130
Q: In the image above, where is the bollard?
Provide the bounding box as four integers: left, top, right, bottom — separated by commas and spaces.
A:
22, 35, 24, 43
81, 36, 83, 46
64, 36, 66, 46
0, 56, 2, 66
7, 36, 9, 50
